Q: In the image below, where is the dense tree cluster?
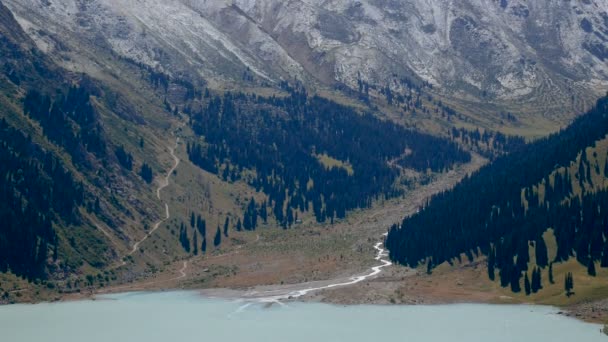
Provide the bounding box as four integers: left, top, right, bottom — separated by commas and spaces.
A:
140, 162, 153, 183
0, 118, 84, 279
178, 222, 190, 253
23, 86, 106, 164
450, 127, 526, 159
386, 96, 608, 294
186, 89, 470, 224
114, 145, 133, 171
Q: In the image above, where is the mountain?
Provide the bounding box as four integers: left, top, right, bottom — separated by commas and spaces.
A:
4, 0, 608, 129
386, 95, 608, 295
2, 0, 608, 303
0, 1, 179, 283
0, 0, 474, 299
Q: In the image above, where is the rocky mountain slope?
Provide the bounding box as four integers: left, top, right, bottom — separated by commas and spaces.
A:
4, 0, 608, 126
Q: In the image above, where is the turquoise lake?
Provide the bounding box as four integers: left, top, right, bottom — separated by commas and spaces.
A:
0, 291, 605, 342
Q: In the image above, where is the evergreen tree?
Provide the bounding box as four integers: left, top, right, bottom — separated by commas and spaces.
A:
588, 259, 597, 276
223, 217, 230, 237
201, 237, 207, 254
601, 242, 608, 268
260, 200, 268, 223
192, 231, 198, 255
179, 223, 191, 253
214, 226, 221, 247
287, 208, 294, 228
487, 246, 496, 281
524, 273, 531, 295
531, 267, 541, 293
549, 262, 555, 284
565, 272, 574, 297
190, 213, 195, 228
604, 153, 608, 178
196, 215, 206, 237
510, 267, 521, 293
236, 218, 242, 232
115, 145, 133, 171
140, 163, 153, 184
535, 237, 548, 268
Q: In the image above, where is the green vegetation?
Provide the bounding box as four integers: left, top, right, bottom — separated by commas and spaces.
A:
387, 96, 608, 295
186, 86, 470, 225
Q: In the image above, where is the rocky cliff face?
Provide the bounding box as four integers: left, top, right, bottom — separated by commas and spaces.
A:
4, 0, 608, 120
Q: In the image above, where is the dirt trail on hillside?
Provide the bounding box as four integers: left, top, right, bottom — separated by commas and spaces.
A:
128, 139, 180, 256
107, 123, 184, 270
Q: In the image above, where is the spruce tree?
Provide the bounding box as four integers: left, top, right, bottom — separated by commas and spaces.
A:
565, 272, 574, 297
260, 200, 268, 224
196, 215, 206, 237
588, 259, 597, 276
190, 213, 195, 228
524, 273, 531, 295
140, 163, 153, 184
487, 247, 496, 281
601, 242, 608, 267
531, 267, 541, 293
223, 217, 230, 237
604, 153, 608, 178
201, 237, 207, 253
535, 237, 548, 268
548, 262, 555, 284
214, 226, 221, 247
510, 267, 521, 293
179, 223, 191, 253
192, 231, 198, 255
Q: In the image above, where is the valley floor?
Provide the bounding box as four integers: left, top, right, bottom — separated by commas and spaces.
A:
9, 149, 606, 325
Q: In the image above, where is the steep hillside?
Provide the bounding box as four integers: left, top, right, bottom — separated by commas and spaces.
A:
386, 95, 608, 300
0, 1, 174, 282
4, 0, 608, 131
0, 0, 477, 302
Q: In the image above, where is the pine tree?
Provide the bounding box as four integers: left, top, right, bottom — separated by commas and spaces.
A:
535, 237, 548, 268
260, 200, 268, 223
565, 272, 574, 297
487, 246, 496, 281
601, 242, 608, 267
236, 218, 242, 232
588, 259, 597, 276
223, 217, 230, 237
510, 267, 521, 293
549, 262, 555, 284
140, 163, 153, 184
196, 215, 206, 237
190, 213, 195, 228
192, 231, 198, 255
604, 153, 608, 178
179, 223, 191, 253
287, 208, 294, 228
531, 267, 542, 293
214, 226, 221, 247
524, 273, 531, 295
201, 237, 207, 253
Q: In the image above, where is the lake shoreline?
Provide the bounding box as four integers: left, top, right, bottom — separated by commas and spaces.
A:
5, 280, 606, 328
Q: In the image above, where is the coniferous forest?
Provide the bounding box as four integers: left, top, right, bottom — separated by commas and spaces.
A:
386, 96, 608, 293
0, 118, 84, 279
186, 89, 470, 224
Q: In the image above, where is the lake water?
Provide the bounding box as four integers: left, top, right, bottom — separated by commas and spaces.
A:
0, 291, 605, 342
